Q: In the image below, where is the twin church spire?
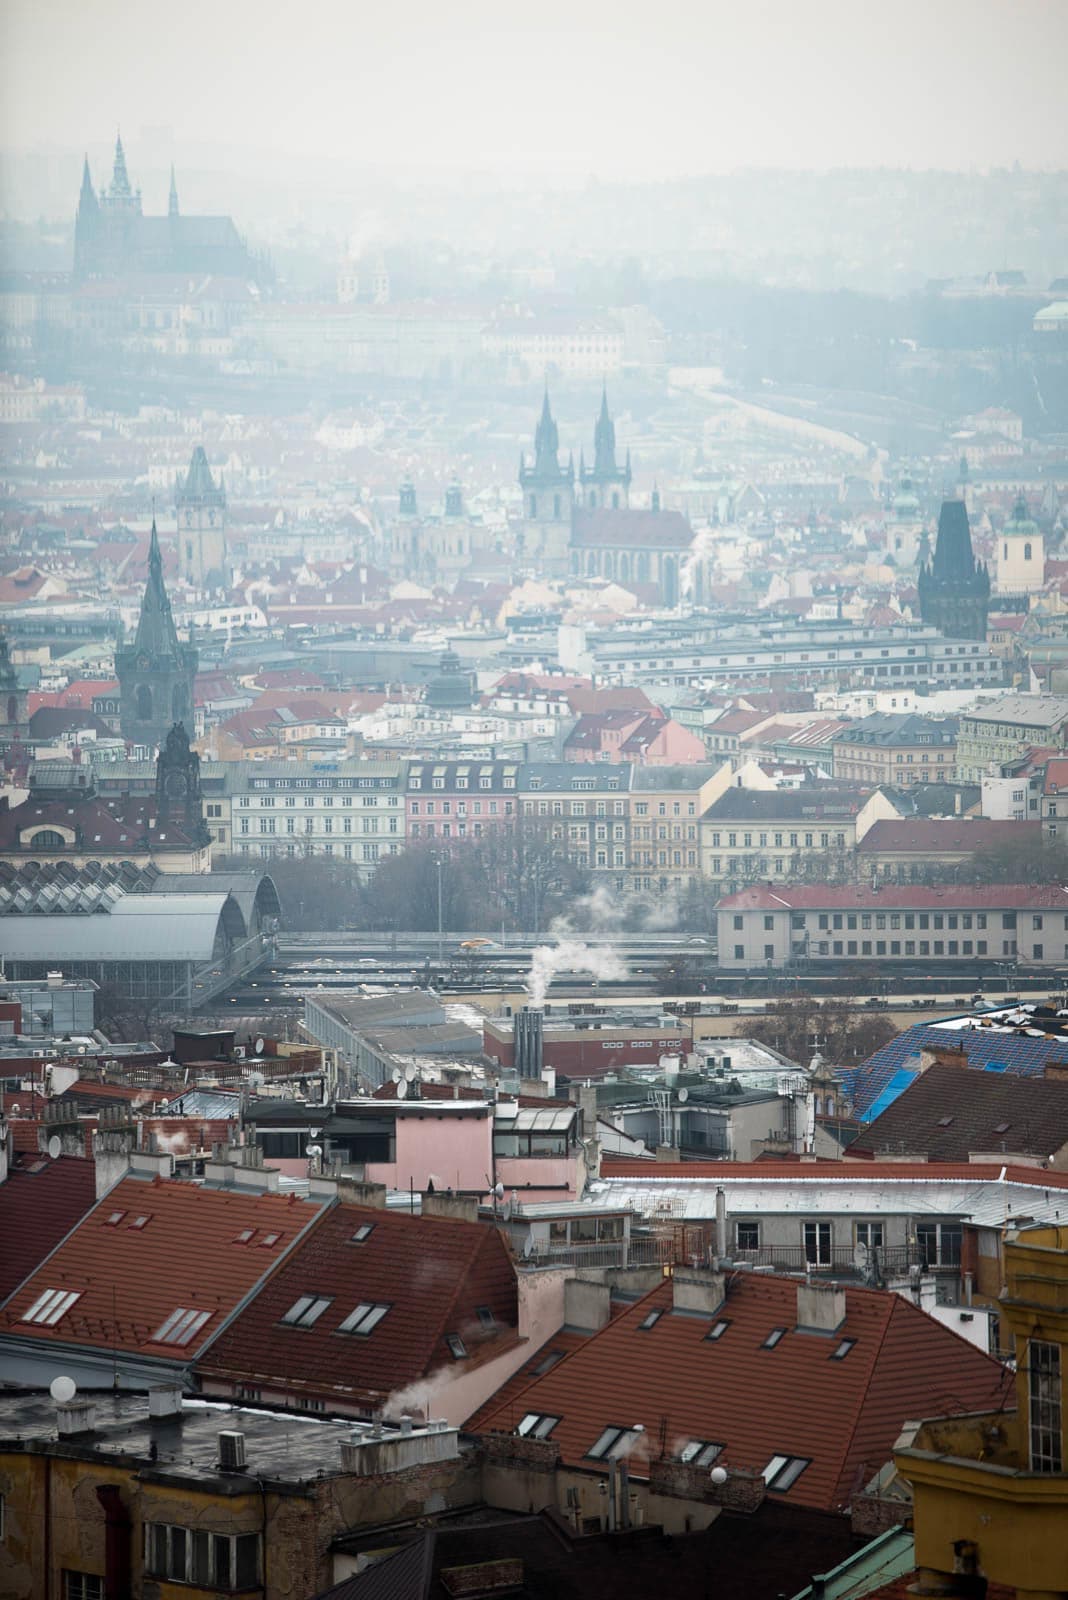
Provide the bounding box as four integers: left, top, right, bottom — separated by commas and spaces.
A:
520, 386, 631, 517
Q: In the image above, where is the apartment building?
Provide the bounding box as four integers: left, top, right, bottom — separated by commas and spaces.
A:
701, 787, 863, 893
955, 693, 1068, 782
518, 762, 632, 883
1042, 754, 1068, 843
715, 883, 1066, 971
406, 758, 519, 842
229, 759, 404, 872
831, 712, 958, 786
564, 619, 1003, 693
628, 766, 723, 894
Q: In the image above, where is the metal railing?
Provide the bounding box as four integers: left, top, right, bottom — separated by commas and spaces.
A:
731, 1244, 923, 1275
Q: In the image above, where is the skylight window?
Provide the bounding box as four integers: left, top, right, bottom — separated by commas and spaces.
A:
705, 1319, 731, 1342
259, 1232, 281, 1247
281, 1295, 333, 1328
233, 1229, 256, 1244
104, 1211, 126, 1227
476, 1306, 496, 1331
993, 1122, 1011, 1135
532, 1347, 566, 1376
22, 1288, 82, 1326
937, 1116, 954, 1127
129, 1215, 151, 1230
445, 1333, 468, 1359
517, 1412, 560, 1439
762, 1327, 786, 1349
587, 1425, 643, 1461
831, 1339, 856, 1360
763, 1454, 810, 1491
338, 1302, 390, 1336
679, 1440, 723, 1467
638, 1308, 663, 1331
152, 1307, 211, 1346
350, 1223, 375, 1243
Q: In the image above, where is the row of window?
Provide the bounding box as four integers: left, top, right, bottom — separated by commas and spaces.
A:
713, 831, 848, 850
239, 816, 397, 834
516, 1415, 810, 1491
236, 795, 399, 808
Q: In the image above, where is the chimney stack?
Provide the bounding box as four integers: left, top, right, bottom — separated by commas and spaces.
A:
514, 1007, 544, 1080
796, 1280, 846, 1334
672, 1267, 726, 1317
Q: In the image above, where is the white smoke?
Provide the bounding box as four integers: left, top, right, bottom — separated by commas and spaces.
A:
527, 939, 628, 1008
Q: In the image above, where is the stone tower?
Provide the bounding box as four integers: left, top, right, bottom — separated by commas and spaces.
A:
0, 630, 27, 737
996, 494, 1044, 596
518, 389, 574, 526
175, 446, 228, 589
579, 386, 631, 510
155, 721, 210, 844
116, 521, 198, 751
917, 500, 990, 642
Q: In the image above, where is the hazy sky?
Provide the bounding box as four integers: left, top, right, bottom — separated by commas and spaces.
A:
3, 0, 1067, 181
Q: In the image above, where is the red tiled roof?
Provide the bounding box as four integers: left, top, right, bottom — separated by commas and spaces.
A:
0, 1175, 328, 1359
598, 1158, 1068, 1187
0, 1155, 98, 1300
464, 1328, 591, 1432
472, 1275, 1012, 1513
9, 1117, 97, 1158
198, 1204, 520, 1410
716, 882, 1068, 911
857, 819, 1040, 854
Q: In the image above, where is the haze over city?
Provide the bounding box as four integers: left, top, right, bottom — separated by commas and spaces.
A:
1, 4, 1068, 1599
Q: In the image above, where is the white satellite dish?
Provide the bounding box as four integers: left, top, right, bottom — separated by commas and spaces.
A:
47, 1135, 62, 1160
403, 1063, 417, 1082
50, 1375, 76, 1403
391, 1067, 403, 1083
676, 1087, 689, 1103
396, 1078, 408, 1099
254, 1037, 265, 1056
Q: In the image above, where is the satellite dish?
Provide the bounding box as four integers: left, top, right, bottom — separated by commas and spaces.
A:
493, 1181, 505, 1200
47, 1136, 62, 1160
396, 1078, 408, 1099
676, 1087, 689, 1103
391, 1067, 403, 1083
254, 1038, 265, 1056
308, 1128, 322, 1140
403, 1063, 417, 1082
50, 1376, 76, 1404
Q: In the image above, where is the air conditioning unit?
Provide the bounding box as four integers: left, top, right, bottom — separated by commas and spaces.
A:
233, 1046, 246, 1060
218, 1430, 246, 1471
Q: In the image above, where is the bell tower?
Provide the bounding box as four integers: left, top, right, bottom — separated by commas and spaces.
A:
175, 446, 228, 589
518, 389, 574, 525
116, 521, 198, 752
155, 721, 209, 841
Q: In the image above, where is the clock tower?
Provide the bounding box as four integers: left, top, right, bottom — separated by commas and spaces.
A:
116, 520, 198, 752
155, 721, 209, 841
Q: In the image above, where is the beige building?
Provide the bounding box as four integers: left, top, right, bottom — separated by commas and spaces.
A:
831, 712, 957, 786
700, 787, 861, 894
955, 693, 1068, 783
995, 495, 1045, 595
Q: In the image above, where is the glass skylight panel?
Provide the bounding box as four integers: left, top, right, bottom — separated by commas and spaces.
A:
763, 1454, 810, 1490
153, 1307, 211, 1345
22, 1288, 82, 1325
350, 1223, 375, 1243
638, 1308, 663, 1330
586, 1425, 641, 1461
281, 1295, 333, 1328
705, 1319, 730, 1341
831, 1338, 856, 1360
476, 1306, 496, 1330
517, 1413, 559, 1439
104, 1211, 126, 1227
679, 1440, 723, 1467
338, 1302, 390, 1335
762, 1327, 786, 1349
446, 1333, 467, 1359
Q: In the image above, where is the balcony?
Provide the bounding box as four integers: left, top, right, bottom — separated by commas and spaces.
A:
732, 1244, 923, 1278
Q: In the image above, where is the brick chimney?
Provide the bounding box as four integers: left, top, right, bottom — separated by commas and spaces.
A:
796, 1280, 846, 1334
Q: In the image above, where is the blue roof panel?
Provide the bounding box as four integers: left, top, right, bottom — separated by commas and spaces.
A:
849, 1023, 1061, 1119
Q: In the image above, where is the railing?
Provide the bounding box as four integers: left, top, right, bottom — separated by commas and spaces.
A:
173, 931, 275, 1007
731, 1244, 923, 1276
525, 1235, 674, 1271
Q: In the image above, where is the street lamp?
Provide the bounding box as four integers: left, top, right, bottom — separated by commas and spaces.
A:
436, 853, 444, 964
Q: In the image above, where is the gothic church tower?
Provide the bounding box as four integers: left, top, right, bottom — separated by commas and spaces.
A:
116, 522, 198, 751
175, 445, 228, 589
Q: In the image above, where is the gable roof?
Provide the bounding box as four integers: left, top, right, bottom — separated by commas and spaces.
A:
856, 819, 1039, 854
850, 1060, 1068, 1160
0, 1174, 328, 1361
197, 1204, 519, 1409
0, 1155, 98, 1301
472, 1274, 1011, 1513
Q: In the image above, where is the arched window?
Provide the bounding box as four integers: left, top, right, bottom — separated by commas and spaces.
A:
636, 552, 649, 583
1024, 542, 1032, 561
662, 554, 678, 607
30, 829, 66, 849
136, 683, 153, 721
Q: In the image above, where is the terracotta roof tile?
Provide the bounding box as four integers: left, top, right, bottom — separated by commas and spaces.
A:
0, 1175, 328, 1359
472, 1275, 1012, 1513
0, 1156, 98, 1300
198, 1205, 520, 1411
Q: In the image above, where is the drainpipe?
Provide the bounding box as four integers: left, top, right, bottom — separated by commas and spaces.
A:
95, 1485, 131, 1600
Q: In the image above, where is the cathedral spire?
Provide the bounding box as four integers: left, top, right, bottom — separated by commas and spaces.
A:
111, 132, 131, 199
168, 164, 179, 218
79, 155, 97, 211
134, 518, 181, 658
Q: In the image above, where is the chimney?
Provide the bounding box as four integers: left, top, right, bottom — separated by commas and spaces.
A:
39, 1100, 89, 1161
340, 1420, 459, 1476
672, 1267, 726, 1317
715, 1188, 728, 1259
564, 1277, 612, 1332
334, 1179, 387, 1208
575, 1083, 599, 1139
92, 1105, 139, 1198
514, 1007, 544, 1080
56, 1398, 97, 1436
422, 1191, 479, 1224
796, 1280, 846, 1334
147, 1386, 183, 1419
